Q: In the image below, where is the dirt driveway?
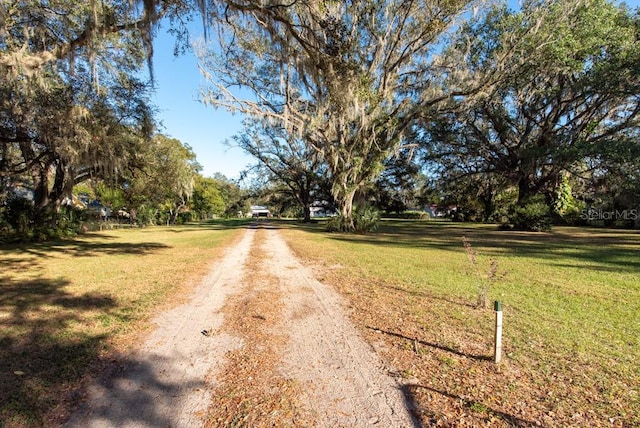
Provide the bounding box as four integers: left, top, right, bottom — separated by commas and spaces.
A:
66, 223, 418, 427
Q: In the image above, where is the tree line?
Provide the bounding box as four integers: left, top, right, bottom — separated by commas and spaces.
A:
1, 0, 639, 239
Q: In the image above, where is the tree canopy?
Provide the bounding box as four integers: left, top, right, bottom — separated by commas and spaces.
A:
0, 1, 210, 239
420, 0, 640, 227
199, 0, 480, 230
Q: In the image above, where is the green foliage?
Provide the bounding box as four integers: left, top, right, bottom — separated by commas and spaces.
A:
110, 135, 200, 225
553, 173, 575, 215
95, 182, 126, 210
135, 205, 157, 226
424, 0, 640, 225
208, 174, 250, 218
0, 0, 162, 240
55, 206, 91, 235
551, 173, 586, 225
202, 0, 474, 231
326, 215, 349, 232
72, 183, 95, 201
232, 119, 330, 222
3, 0, 637, 238
489, 187, 519, 224
327, 205, 380, 233
384, 211, 430, 220
0, 194, 91, 242
191, 175, 226, 219
507, 197, 553, 232
2, 195, 36, 238
354, 205, 380, 233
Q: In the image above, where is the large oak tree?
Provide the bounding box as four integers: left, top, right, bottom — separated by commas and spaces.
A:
422, 0, 640, 210
0, 0, 207, 234
199, 0, 479, 230
0, 1, 165, 217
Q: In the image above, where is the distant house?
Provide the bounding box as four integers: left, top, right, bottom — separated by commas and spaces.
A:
250, 205, 271, 218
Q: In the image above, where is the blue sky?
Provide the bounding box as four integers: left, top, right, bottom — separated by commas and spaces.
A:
150, 0, 640, 181
151, 26, 252, 181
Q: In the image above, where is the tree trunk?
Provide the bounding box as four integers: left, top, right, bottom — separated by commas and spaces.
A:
48, 160, 73, 219
298, 188, 312, 222
32, 165, 50, 209
481, 195, 495, 222
334, 187, 357, 232
517, 175, 536, 206
302, 203, 311, 222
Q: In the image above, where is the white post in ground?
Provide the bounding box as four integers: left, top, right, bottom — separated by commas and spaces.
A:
494, 301, 503, 364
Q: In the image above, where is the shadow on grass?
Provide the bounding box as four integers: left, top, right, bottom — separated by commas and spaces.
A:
367, 326, 492, 362
3, 219, 251, 261
0, 256, 42, 272
0, 277, 117, 426
158, 218, 287, 233
3, 238, 170, 261
379, 284, 477, 309
312, 221, 640, 273
0, 230, 226, 426
401, 384, 537, 427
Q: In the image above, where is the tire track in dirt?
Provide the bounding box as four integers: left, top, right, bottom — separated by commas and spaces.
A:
264, 224, 418, 427
205, 226, 315, 427
65, 228, 255, 428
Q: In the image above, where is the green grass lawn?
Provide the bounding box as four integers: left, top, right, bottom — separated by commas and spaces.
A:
0, 220, 247, 427
279, 220, 640, 426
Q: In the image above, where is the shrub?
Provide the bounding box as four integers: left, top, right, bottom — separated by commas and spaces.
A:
135, 205, 157, 226
384, 210, 430, 220
3, 195, 36, 236
326, 205, 380, 233
176, 211, 193, 224
326, 215, 349, 232
354, 204, 380, 232
508, 198, 552, 231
